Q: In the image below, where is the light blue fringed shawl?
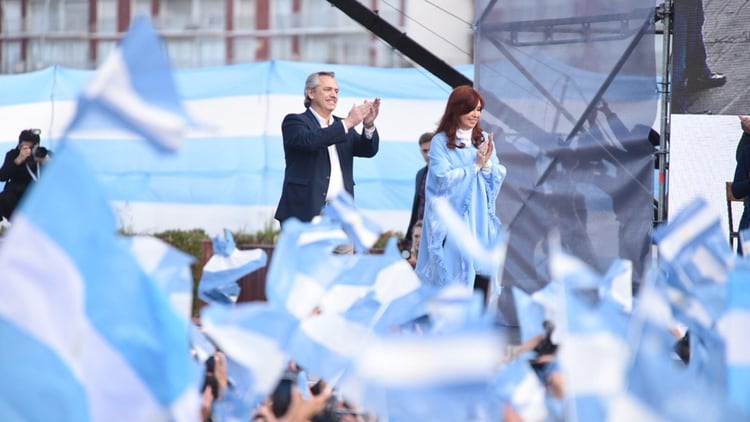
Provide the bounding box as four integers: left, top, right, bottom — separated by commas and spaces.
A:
415, 131, 506, 287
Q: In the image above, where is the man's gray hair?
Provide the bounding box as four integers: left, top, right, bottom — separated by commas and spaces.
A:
304, 71, 335, 108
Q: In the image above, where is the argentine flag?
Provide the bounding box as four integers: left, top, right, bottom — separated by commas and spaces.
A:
0, 145, 200, 421
0, 15, 200, 421
65, 14, 193, 151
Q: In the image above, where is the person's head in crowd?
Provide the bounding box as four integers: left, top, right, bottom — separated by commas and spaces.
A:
412, 220, 423, 255
418, 132, 433, 165
15, 129, 47, 164
435, 85, 486, 150
18, 129, 40, 149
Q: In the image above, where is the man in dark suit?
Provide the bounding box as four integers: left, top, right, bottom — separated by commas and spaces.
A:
403, 132, 433, 249
275, 71, 380, 224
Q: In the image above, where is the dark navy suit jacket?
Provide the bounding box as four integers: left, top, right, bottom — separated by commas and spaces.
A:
274, 108, 379, 223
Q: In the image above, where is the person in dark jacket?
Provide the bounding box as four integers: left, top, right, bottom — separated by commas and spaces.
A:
732, 115, 750, 255
0, 129, 50, 222
403, 131, 433, 250
274, 71, 380, 224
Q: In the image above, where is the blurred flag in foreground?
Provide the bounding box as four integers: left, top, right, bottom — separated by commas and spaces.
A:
64, 14, 193, 151
265, 217, 349, 319
0, 146, 200, 421
128, 234, 195, 319
342, 328, 505, 422
198, 229, 267, 304
200, 303, 297, 420
550, 249, 628, 422
324, 191, 382, 253
721, 259, 750, 416
0, 15, 200, 421
653, 197, 733, 332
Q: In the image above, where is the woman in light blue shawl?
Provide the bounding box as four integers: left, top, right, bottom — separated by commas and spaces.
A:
415, 86, 506, 293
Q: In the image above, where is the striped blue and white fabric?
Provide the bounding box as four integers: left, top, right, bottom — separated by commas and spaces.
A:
200, 303, 295, 396
282, 244, 426, 380
653, 197, 734, 333
0, 15, 201, 421
342, 327, 506, 422
722, 259, 750, 416
0, 145, 200, 421
64, 14, 193, 152
198, 229, 267, 304
265, 217, 350, 319
600, 258, 634, 313
740, 229, 750, 257
620, 313, 742, 422
511, 286, 546, 345
324, 191, 382, 254
550, 250, 629, 422
128, 234, 196, 320
490, 358, 548, 422
267, 221, 428, 381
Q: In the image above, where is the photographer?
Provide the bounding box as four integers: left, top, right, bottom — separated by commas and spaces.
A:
0, 129, 51, 222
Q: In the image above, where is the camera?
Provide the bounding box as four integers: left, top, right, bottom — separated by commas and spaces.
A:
400, 248, 412, 260
33, 145, 49, 159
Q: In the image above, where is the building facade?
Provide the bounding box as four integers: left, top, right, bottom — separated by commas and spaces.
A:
0, 0, 473, 73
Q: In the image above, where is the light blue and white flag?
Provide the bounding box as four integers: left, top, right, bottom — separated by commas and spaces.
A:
490, 358, 548, 422
653, 197, 733, 331
198, 229, 267, 305
200, 303, 297, 418
324, 191, 382, 254
601, 258, 633, 313
64, 15, 193, 152
128, 234, 195, 320
739, 228, 750, 256
189, 322, 216, 364
0, 14, 203, 421
685, 327, 726, 392
511, 286, 546, 345
319, 237, 428, 332
720, 259, 750, 417
621, 316, 742, 422
265, 217, 350, 319
266, 214, 433, 381
614, 273, 745, 422
548, 241, 601, 292
559, 293, 630, 422
285, 310, 375, 382
342, 327, 505, 422
549, 247, 629, 422
424, 283, 487, 334
0, 146, 200, 421
557, 286, 629, 422
281, 238, 428, 380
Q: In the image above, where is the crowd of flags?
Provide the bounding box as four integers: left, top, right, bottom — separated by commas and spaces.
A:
1, 15, 749, 422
